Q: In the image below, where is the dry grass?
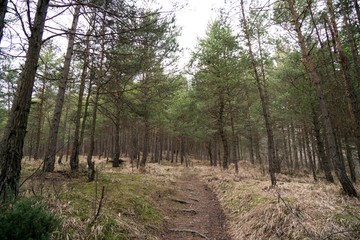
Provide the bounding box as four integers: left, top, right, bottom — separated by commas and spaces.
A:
19, 157, 360, 240
196, 161, 360, 240
19, 156, 185, 240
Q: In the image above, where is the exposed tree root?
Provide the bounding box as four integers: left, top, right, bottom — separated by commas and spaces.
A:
171, 198, 189, 204
169, 228, 209, 239
176, 209, 197, 214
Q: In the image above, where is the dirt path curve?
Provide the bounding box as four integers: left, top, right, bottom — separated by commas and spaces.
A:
160, 171, 230, 240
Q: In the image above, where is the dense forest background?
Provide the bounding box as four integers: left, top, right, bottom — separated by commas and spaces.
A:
0, 0, 360, 200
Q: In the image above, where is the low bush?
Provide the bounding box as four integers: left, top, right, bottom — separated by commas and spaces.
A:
0, 198, 61, 240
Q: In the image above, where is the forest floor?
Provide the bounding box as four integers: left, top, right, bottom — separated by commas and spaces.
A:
18, 157, 360, 240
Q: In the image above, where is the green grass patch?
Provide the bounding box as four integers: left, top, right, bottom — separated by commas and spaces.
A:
54, 170, 171, 239
228, 193, 270, 214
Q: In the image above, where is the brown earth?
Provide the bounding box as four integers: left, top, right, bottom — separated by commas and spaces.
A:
160, 171, 230, 240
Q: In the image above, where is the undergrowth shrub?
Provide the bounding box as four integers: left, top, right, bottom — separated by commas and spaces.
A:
0, 198, 61, 240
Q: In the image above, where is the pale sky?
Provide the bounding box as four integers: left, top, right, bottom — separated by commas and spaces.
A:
176, 0, 224, 65
155, 0, 225, 68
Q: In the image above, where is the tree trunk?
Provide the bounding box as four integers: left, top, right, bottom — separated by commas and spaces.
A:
230, 111, 239, 173
0, 0, 8, 43
58, 97, 71, 165
282, 126, 290, 171
180, 137, 187, 167
0, 0, 50, 201
86, 87, 100, 182
287, 124, 293, 171
218, 94, 228, 170
304, 124, 317, 181
33, 79, 46, 160
112, 105, 121, 167
344, 135, 356, 183
290, 122, 299, 171
301, 128, 308, 169
207, 141, 213, 166
312, 106, 334, 182
140, 115, 150, 172
80, 76, 92, 146
213, 137, 218, 167
287, 0, 357, 197
69, 32, 90, 170
43, 4, 81, 172
240, 0, 276, 186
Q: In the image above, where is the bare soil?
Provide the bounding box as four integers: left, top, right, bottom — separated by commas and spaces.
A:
160, 171, 230, 240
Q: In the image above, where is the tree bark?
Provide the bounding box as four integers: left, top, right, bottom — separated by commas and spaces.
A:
344, 135, 356, 183
290, 122, 299, 170
43, 4, 81, 172
230, 107, 238, 173
86, 87, 99, 182
287, 0, 357, 197
312, 107, 334, 182
33, 79, 46, 160
304, 124, 317, 181
69, 32, 90, 170
112, 103, 121, 167
139, 115, 150, 172
0, 0, 8, 43
0, 0, 50, 200
286, 124, 293, 171
240, 0, 276, 186
218, 94, 228, 170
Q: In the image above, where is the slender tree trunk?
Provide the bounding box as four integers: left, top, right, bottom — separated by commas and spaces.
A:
344, 135, 356, 183
140, 115, 150, 172
282, 126, 290, 171
218, 94, 228, 170
58, 97, 71, 165
33, 79, 46, 160
312, 106, 334, 182
290, 122, 299, 171
301, 128, 308, 169
69, 33, 90, 170
86, 87, 99, 182
43, 4, 81, 172
180, 137, 186, 167
304, 124, 317, 181
213, 137, 218, 167
166, 136, 170, 161
171, 137, 174, 163
207, 141, 213, 166
230, 109, 239, 173
287, 0, 357, 197
154, 133, 159, 163
80, 78, 92, 146
240, 0, 276, 186
245, 90, 254, 164
0, 0, 50, 200
298, 131, 304, 168
0, 0, 8, 43
131, 125, 138, 164
287, 125, 293, 171
113, 104, 121, 167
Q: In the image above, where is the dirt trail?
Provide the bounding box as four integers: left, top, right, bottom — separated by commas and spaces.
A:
161, 172, 230, 240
